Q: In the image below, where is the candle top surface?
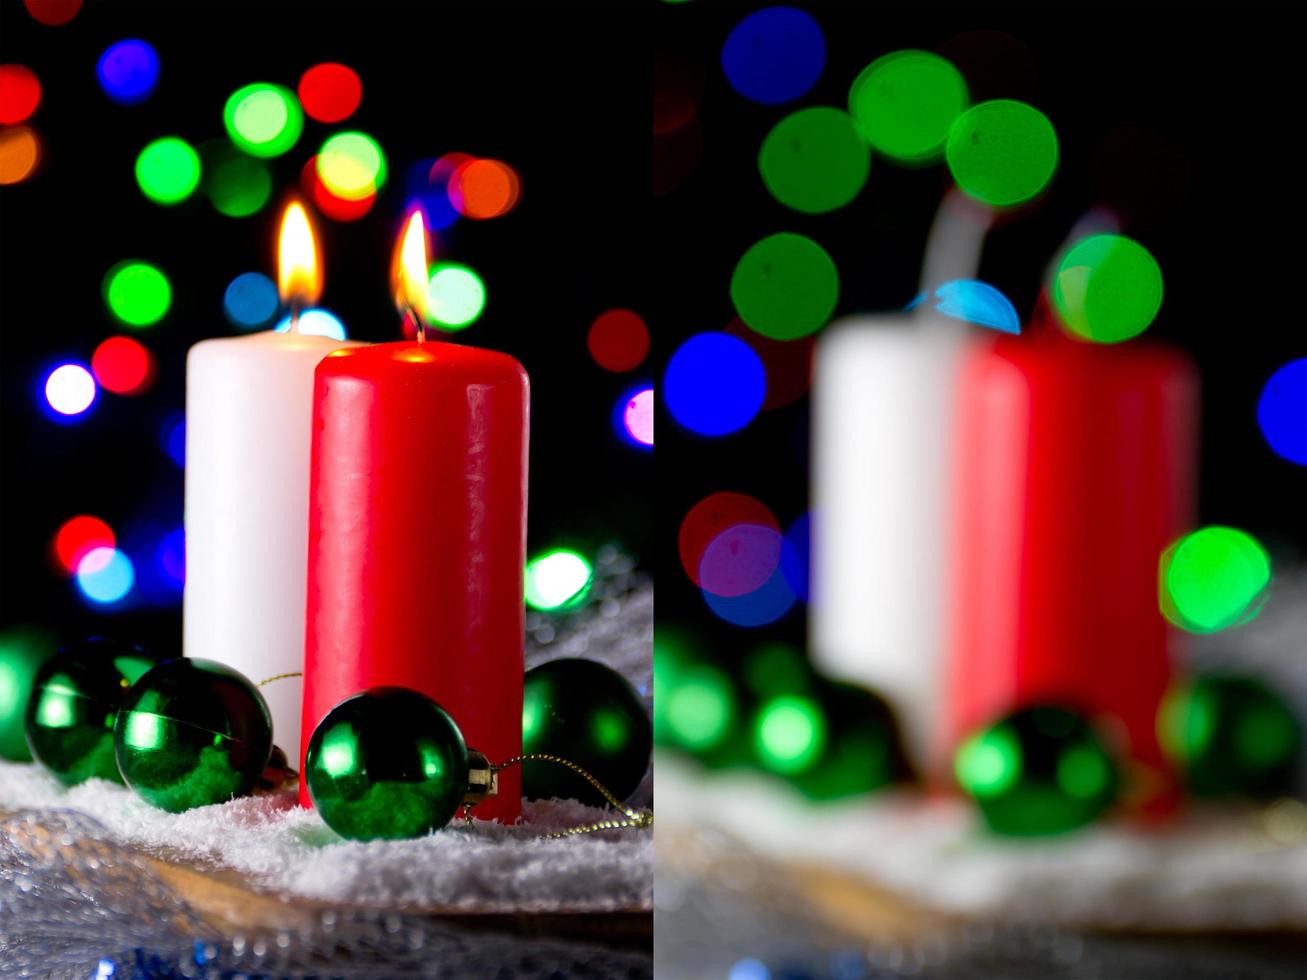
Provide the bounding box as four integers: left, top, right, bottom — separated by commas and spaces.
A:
317, 339, 527, 384
192, 330, 356, 357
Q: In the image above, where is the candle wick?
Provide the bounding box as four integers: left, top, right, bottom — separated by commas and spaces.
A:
289, 300, 302, 336
407, 304, 425, 345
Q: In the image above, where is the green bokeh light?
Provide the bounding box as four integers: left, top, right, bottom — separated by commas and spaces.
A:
104, 261, 171, 327
848, 50, 968, 164
758, 107, 869, 213
730, 232, 839, 340
945, 99, 1058, 207
1160, 526, 1271, 633
665, 666, 734, 752
206, 150, 272, 218
135, 137, 201, 205
955, 727, 1021, 798
1052, 234, 1164, 344
317, 131, 387, 200
223, 83, 303, 158
427, 263, 485, 329
524, 549, 592, 611
754, 694, 826, 775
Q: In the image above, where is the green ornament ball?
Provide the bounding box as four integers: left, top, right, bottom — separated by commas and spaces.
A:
955, 705, 1118, 836
0, 626, 58, 762
522, 658, 652, 806
306, 687, 469, 841
25, 638, 162, 785
1160, 674, 1302, 798
114, 658, 273, 813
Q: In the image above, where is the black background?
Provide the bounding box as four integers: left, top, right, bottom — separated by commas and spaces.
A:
656, 2, 1307, 653
0, 0, 651, 653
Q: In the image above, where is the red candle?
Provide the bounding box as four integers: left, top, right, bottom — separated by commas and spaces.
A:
944, 318, 1196, 811
299, 215, 528, 822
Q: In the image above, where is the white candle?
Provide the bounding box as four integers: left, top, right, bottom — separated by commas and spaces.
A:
183, 204, 356, 761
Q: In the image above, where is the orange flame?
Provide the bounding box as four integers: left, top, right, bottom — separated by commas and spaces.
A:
278, 201, 322, 308
392, 209, 431, 328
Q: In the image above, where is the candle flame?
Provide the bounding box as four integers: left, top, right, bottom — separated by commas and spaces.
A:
393, 209, 431, 328
278, 201, 323, 309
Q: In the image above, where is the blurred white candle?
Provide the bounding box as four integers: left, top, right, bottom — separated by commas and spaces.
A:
184, 203, 357, 761
810, 194, 989, 767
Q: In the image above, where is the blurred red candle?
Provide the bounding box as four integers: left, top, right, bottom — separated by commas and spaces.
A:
300, 213, 529, 821
945, 313, 1197, 810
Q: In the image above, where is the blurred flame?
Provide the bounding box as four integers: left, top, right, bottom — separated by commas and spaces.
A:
278, 201, 322, 308
393, 209, 431, 326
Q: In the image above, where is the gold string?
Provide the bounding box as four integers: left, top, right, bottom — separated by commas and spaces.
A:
257, 671, 304, 688
488, 753, 653, 839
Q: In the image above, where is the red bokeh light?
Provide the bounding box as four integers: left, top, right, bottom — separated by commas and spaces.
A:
300, 156, 374, 222
92, 336, 157, 396
298, 63, 362, 124
678, 492, 779, 587
448, 159, 521, 220
588, 309, 650, 373
52, 515, 115, 576
23, 0, 82, 27
0, 65, 42, 125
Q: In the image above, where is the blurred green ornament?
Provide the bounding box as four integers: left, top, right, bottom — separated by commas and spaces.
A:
0, 627, 58, 762
1160, 674, 1301, 798
305, 687, 469, 840
522, 658, 652, 805
25, 638, 161, 785
114, 658, 272, 813
955, 705, 1118, 835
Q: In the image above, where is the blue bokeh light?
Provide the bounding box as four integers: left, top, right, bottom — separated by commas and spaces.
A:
721, 6, 825, 106
781, 511, 811, 602
612, 382, 654, 451
76, 548, 135, 605
907, 279, 1020, 334
407, 161, 460, 231
96, 40, 160, 105
160, 413, 185, 467
224, 272, 280, 330
702, 538, 798, 627
1257, 357, 1307, 465
665, 332, 765, 437
156, 528, 186, 588
273, 308, 347, 341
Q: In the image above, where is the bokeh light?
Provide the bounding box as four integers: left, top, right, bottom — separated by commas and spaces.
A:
754, 694, 827, 774
156, 529, 185, 587
1257, 358, 1307, 465
96, 40, 159, 105
76, 547, 134, 605
273, 308, 347, 341
664, 665, 736, 752
449, 158, 521, 219
203, 142, 272, 217
104, 261, 171, 327
317, 131, 387, 201
849, 50, 968, 164
665, 332, 765, 436
420, 152, 475, 230
0, 64, 41, 124
758, 107, 869, 213
92, 336, 156, 396
588, 309, 650, 372
24, 0, 82, 26
224, 83, 303, 158
1160, 527, 1272, 633
1051, 233, 1163, 343
301, 155, 375, 221
51, 516, 115, 576
0, 126, 41, 185
679, 492, 779, 587
160, 413, 185, 467
223, 271, 280, 329
731, 233, 839, 340
615, 384, 654, 449
427, 263, 485, 329
44, 363, 96, 416
945, 99, 1058, 207
525, 550, 593, 611
909, 279, 1020, 333
298, 63, 362, 123
135, 137, 201, 205
699, 524, 782, 598
721, 6, 825, 106
702, 555, 797, 627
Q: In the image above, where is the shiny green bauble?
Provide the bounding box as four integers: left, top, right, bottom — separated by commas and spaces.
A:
306, 688, 469, 841
0, 626, 58, 762
25, 638, 162, 785
522, 658, 652, 805
114, 658, 273, 813
955, 705, 1119, 836
1160, 674, 1302, 798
